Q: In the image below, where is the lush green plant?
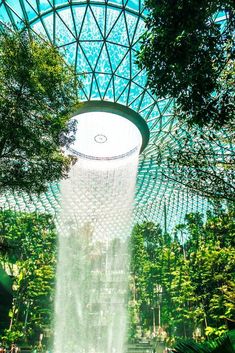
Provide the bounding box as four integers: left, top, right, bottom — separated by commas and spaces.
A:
0, 210, 57, 346
173, 329, 235, 353
137, 0, 235, 128
162, 125, 235, 202
137, 0, 235, 202
129, 205, 235, 343
0, 28, 80, 194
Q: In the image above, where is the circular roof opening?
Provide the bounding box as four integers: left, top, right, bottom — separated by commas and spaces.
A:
67, 101, 150, 161
68, 111, 142, 160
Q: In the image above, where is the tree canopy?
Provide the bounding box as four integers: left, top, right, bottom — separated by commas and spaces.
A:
160, 125, 235, 202
0, 205, 234, 348
0, 210, 56, 347
0, 28, 80, 194
137, 0, 235, 201
129, 205, 235, 344
137, 0, 235, 128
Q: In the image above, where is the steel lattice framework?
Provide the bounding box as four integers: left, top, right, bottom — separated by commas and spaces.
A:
0, 0, 232, 230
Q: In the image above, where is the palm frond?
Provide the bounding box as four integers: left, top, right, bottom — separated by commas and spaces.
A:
173, 330, 235, 353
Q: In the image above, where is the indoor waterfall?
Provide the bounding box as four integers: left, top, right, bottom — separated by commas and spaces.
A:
54, 112, 141, 353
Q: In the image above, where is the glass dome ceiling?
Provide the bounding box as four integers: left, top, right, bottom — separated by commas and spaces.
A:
0, 0, 230, 230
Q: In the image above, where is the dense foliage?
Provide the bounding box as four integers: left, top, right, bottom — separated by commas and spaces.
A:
0, 28, 80, 194
173, 329, 235, 353
138, 0, 235, 128
138, 0, 235, 202
0, 210, 56, 347
173, 330, 235, 353
0, 206, 234, 349
162, 126, 235, 202
129, 205, 235, 344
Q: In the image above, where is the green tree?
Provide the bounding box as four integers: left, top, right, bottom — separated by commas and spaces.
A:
163, 125, 235, 202
137, 0, 235, 128
129, 206, 235, 343
0, 210, 57, 346
129, 222, 180, 340
137, 0, 235, 201
177, 207, 235, 338
129, 222, 149, 338
0, 28, 80, 194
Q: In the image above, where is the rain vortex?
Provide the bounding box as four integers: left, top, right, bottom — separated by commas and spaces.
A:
54, 148, 139, 353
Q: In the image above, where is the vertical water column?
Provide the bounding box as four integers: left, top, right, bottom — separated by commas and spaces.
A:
54, 147, 140, 353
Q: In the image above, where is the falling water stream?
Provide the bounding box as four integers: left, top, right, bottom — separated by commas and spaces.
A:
54, 112, 141, 353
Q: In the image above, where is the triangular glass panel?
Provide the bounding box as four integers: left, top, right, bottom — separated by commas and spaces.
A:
115, 51, 131, 79
95, 73, 112, 98
139, 95, 155, 116
133, 68, 147, 88
56, 8, 76, 39
128, 82, 144, 109
0, 5, 11, 23
38, 0, 52, 13
90, 5, 105, 37
139, 91, 155, 112
32, 20, 49, 40
161, 115, 174, 131
162, 115, 174, 132
42, 13, 54, 42
148, 118, 161, 131
80, 42, 103, 71
90, 76, 102, 100
4, 5, 24, 28
55, 11, 75, 45
162, 99, 174, 116
103, 77, 115, 101
113, 76, 129, 101
139, 0, 147, 14
107, 12, 129, 46
81, 73, 93, 99
76, 44, 93, 74
54, 0, 68, 5
114, 76, 130, 105
95, 45, 112, 74
72, 6, 86, 37
139, 104, 155, 121
132, 18, 145, 45
25, 0, 38, 15
105, 7, 121, 37
131, 54, 143, 79
106, 42, 129, 72
132, 39, 141, 53
158, 99, 170, 114
5, 0, 24, 20
78, 86, 87, 102
125, 0, 140, 12
60, 42, 77, 66
80, 7, 102, 40
106, 0, 119, 4
125, 12, 139, 44
23, 1, 38, 20
147, 105, 161, 125
129, 93, 144, 112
